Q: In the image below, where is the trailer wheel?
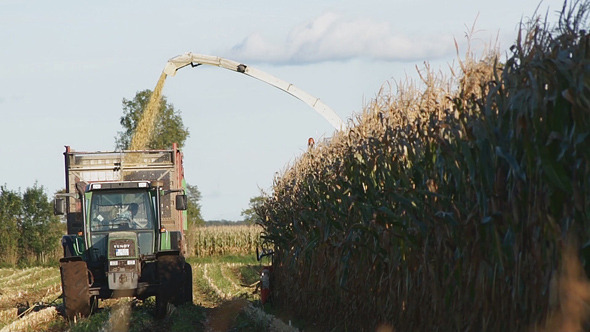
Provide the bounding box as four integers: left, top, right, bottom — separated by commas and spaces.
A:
155, 254, 185, 319
60, 258, 91, 320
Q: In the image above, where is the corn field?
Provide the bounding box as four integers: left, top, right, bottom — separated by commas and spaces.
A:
255, 2, 590, 331
189, 225, 262, 257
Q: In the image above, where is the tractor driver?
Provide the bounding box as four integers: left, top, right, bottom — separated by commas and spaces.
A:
128, 203, 138, 219
128, 203, 149, 229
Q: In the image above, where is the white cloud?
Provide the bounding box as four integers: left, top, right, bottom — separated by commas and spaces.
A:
227, 12, 456, 64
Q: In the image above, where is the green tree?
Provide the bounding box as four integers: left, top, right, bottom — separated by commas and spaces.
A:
19, 183, 62, 264
241, 195, 265, 225
0, 186, 22, 265
186, 183, 204, 226
115, 89, 190, 150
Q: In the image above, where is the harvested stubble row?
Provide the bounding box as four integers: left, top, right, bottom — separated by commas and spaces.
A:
0, 268, 60, 309
256, 3, 590, 331
0, 307, 57, 332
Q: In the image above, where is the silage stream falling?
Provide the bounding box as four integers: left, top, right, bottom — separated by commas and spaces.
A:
130, 72, 168, 151
123, 72, 167, 165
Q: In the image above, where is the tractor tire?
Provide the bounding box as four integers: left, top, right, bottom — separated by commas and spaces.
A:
155, 254, 185, 319
155, 292, 168, 319
183, 262, 193, 304
60, 258, 91, 320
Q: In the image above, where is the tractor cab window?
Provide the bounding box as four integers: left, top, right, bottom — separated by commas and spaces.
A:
89, 190, 154, 232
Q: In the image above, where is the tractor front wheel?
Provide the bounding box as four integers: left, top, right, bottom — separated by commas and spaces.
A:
60, 258, 91, 320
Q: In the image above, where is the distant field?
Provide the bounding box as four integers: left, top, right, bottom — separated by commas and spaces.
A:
188, 224, 262, 257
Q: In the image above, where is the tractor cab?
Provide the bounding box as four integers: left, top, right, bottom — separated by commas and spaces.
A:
81, 181, 171, 295
85, 182, 158, 262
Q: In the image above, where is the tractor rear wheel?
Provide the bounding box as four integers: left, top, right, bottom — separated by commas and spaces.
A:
60, 258, 91, 320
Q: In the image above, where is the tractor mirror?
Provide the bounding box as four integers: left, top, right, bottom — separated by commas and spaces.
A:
54, 198, 66, 215
175, 194, 188, 211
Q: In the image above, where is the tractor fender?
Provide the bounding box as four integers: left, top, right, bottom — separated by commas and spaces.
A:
62, 234, 85, 258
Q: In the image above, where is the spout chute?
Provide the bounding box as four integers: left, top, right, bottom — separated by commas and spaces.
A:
164, 52, 344, 130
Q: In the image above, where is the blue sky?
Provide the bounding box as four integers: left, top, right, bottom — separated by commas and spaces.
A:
1, 0, 565, 220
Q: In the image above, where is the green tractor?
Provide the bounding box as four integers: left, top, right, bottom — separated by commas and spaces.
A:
54, 145, 192, 319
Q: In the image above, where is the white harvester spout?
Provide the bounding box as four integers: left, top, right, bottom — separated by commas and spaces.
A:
163, 52, 345, 130
163, 54, 191, 77
164, 53, 242, 77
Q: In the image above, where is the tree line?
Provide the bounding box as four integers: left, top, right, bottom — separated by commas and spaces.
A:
0, 184, 64, 265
